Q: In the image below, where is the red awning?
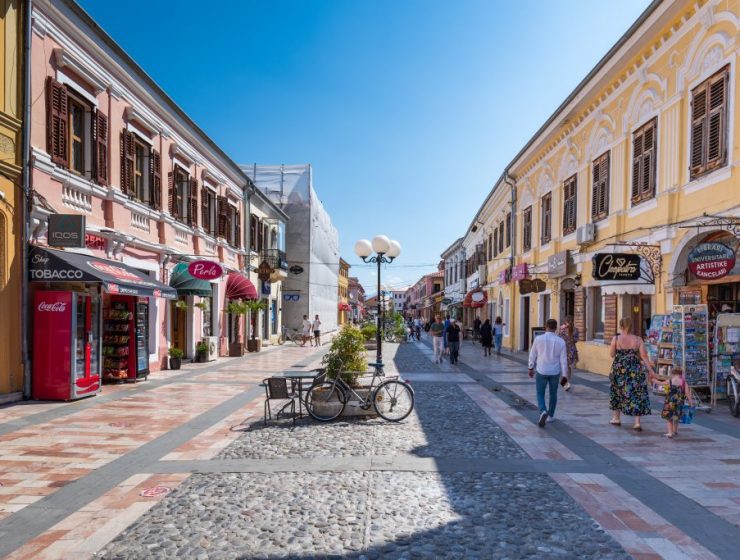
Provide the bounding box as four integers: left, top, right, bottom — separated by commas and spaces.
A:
226, 272, 258, 300
463, 289, 487, 308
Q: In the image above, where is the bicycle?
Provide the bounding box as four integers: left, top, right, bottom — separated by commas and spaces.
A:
304, 362, 414, 422
277, 326, 303, 346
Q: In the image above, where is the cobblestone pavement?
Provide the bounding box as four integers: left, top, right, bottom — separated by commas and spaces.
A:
1, 337, 739, 559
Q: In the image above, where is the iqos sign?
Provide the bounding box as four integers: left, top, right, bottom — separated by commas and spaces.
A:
48, 215, 86, 248
188, 260, 223, 280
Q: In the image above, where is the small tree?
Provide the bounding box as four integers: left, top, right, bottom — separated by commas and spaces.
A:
241, 299, 268, 340
226, 301, 248, 342
322, 325, 367, 386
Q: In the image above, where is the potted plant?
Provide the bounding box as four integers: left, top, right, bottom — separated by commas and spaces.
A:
175, 300, 189, 310
360, 323, 377, 349
194, 300, 209, 312
195, 340, 209, 363
322, 325, 368, 387
226, 301, 248, 357
168, 347, 184, 370
244, 299, 268, 352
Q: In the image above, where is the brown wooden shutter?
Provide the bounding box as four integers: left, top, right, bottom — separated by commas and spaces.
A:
201, 189, 210, 233
591, 152, 609, 220
631, 130, 643, 202
493, 229, 498, 257
523, 206, 532, 251
690, 85, 707, 175
541, 194, 552, 243
250, 214, 257, 251
168, 171, 176, 217
46, 77, 69, 167
234, 209, 242, 248
150, 149, 162, 210
591, 162, 600, 218
120, 130, 135, 196
217, 196, 227, 238
604, 294, 618, 342
189, 179, 198, 227
505, 213, 511, 247
563, 175, 577, 235
641, 122, 655, 197
93, 110, 108, 185
706, 70, 727, 168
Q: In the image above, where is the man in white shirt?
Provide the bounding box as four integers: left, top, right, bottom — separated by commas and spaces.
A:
528, 319, 568, 427
301, 315, 312, 347
312, 315, 322, 346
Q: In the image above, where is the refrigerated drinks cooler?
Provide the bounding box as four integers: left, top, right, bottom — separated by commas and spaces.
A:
103, 295, 150, 381
33, 290, 101, 401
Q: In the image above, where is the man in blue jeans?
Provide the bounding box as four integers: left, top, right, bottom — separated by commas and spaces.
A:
528, 319, 568, 428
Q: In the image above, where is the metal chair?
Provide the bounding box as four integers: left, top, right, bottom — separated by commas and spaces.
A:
263, 377, 298, 426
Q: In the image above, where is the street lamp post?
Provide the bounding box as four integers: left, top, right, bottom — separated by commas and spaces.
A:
354, 235, 401, 368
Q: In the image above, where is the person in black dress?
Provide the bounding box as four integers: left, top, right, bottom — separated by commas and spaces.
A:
480, 319, 493, 357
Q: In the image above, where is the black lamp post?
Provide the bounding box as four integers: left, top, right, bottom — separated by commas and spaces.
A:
354, 235, 401, 367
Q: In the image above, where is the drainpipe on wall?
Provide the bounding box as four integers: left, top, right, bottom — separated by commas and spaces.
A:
20, 0, 33, 398
504, 171, 516, 353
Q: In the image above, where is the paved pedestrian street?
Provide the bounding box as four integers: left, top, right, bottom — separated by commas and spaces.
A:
0, 339, 739, 559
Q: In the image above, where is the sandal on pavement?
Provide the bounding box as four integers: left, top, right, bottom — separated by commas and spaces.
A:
664, 433, 674, 438
609, 420, 621, 426
632, 425, 642, 432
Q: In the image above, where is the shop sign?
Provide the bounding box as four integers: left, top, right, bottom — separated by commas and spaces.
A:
442, 297, 452, 305
289, 265, 304, 275
519, 279, 533, 294
531, 279, 546, 293
258, 260, 273, 281
262, 281, 271, 296
592, 253, 641, 281
547, 251, 568, 278
48, 214, 85, 248
512, 263, 529, 282
471, 292, 485, 303
188, 260, 223, 280
498, 267, 511, 284
85, 233, 106, 251
688, 243, 736, 280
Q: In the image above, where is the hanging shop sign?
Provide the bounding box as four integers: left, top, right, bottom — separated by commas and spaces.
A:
188, 260, 223, 280
262, 281, 271, 296
547, 251, 569, 278
442, 298, 453, 305
498, 267, 511, 284
289, 265, 304, 275
592, 253, 641, 281
511, 263, 529, 282
48, 214, 86, 248
531, 279, 546, 293
257, 260, 274, 281
687, 243, 736, 280
519, 278, 546, 295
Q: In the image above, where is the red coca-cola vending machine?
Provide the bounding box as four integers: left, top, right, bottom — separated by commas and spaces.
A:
33, 290, 101, 400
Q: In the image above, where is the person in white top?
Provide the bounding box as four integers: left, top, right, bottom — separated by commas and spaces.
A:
312, 315, 322, 346
528, 319, 569, 427
301, 315, 312, 347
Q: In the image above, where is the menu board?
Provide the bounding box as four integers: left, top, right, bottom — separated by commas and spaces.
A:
672, 304, 710, 387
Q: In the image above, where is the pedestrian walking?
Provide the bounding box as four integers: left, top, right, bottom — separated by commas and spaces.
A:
430, 315, 445, 363
414, 317, 421, 340
473, 316, 482, 342
661, 366, 693, 438
493, 317, 505, 355
558, 315, 579, 391
480, 319, 493, 357
312, 315, 322, 346
528, 319, 568, 427
608, 317, 655, 431
301, 315, 312, 347
447, 319, 461, 364
443, 315, 451, 356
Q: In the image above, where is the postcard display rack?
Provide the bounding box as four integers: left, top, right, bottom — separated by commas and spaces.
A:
713, 313, 740, 405
647, 315, 672, 395
672, 304, 712, 410
103, 301, 133, 381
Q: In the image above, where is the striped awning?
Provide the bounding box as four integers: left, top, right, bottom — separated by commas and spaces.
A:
169, 263, 213, 296
226, 272, 258, 300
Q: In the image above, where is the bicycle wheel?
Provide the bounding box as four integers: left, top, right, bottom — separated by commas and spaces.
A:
373, 380, 414, 422
728, 379, 740, 417
305, 382, 346, 421
277, 334, 286, 345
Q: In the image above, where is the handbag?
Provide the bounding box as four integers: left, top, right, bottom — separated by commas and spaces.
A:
679, 404, 695, 425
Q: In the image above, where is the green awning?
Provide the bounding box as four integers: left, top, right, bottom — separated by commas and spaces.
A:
169, 263, 214, 296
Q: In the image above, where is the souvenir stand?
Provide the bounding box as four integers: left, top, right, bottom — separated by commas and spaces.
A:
672, 304, 712, 411
713, 313, 740, 406
646, 314, 671, 395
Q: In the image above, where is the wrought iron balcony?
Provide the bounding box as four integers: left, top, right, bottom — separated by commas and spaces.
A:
261, 248, 289, 271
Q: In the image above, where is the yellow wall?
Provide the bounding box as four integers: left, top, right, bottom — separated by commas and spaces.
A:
0, 0, 23, 399
478, 0, 740, 374
338, 259, 350, 325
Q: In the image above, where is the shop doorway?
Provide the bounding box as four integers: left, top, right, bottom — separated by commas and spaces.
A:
630, 295, 652, 338
560, 278, 576, 324
520, 296, 530, 351
171, 297, 187, 353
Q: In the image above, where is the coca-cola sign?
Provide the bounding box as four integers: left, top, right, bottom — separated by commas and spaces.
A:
688, 243, 735, 280
188, 260, 223, 280
37, 301, 68, 312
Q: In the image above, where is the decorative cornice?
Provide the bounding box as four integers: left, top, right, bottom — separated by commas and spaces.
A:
53, 47, 107, 94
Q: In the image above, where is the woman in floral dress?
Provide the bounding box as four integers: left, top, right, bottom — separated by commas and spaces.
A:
558, 315, 579, 391
609, 317, 656, 431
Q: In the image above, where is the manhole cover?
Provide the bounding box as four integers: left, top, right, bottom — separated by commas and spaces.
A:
140, 486, 171, 498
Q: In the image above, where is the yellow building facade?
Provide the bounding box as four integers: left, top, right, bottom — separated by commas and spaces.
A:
338, 258, 350, 326
0, 0, 24, 401
480, 0, 740, 374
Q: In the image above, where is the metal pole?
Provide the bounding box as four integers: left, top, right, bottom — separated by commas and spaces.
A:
376, 255, 382, 365
21, 0, 33, 399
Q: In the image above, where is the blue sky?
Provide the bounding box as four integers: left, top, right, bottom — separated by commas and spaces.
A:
78, 0, 650, 294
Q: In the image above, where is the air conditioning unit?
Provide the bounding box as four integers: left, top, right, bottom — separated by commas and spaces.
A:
202, 336, 218, 362
576, 223, 596, 245
477, 264, 487, 284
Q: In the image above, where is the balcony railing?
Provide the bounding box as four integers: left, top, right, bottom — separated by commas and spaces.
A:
261, 248, 288, 271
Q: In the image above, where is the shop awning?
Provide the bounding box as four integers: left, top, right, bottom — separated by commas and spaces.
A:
463, 289, 487, 308
169, 263, 213, 296
226, 272, 258, 300
29, 246, 177, 299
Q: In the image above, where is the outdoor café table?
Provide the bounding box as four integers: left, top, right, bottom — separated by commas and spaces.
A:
280, 371, 319, 418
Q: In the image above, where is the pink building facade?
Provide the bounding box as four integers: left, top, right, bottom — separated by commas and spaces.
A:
27, 1, 268, 380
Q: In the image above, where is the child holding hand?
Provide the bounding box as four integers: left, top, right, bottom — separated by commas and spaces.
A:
660, 367, 693, 438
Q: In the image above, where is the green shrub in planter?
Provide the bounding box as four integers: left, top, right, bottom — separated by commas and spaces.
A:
360, 323, 377, 342
322, 325, 367, 386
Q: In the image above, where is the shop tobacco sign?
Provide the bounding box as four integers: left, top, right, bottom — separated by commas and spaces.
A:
688, 243, 736, 280
592, 253, 641, 281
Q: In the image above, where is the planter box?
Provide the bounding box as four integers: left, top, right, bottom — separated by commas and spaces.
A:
247, 339, 262, 353
229, 343, 244, 357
